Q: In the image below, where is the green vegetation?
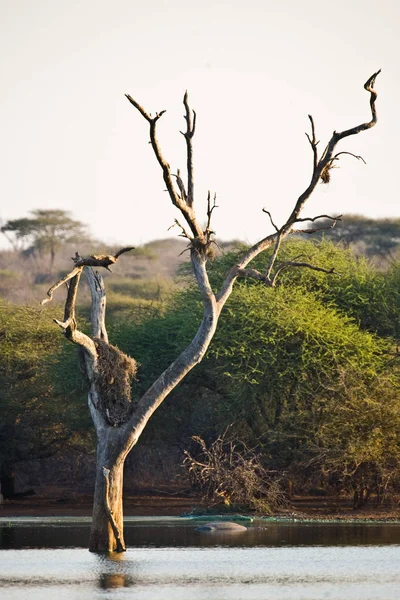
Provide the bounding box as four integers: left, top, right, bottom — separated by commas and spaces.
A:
0, 300, 92, 497
123, 239, 400, 507
1, 225, 399, 509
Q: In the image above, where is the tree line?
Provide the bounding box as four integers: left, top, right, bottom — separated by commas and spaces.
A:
1, 237, 399, 509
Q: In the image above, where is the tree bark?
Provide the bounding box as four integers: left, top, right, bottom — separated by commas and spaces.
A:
89, 432, 126, 552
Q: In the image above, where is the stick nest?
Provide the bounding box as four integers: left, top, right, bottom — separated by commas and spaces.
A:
94, 338, 138, 426
320, 162, 337, 184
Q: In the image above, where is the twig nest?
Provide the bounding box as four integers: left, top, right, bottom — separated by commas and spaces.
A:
94, 338, 138, 426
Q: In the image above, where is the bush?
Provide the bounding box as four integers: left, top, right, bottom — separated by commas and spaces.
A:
184, 430, 288, 514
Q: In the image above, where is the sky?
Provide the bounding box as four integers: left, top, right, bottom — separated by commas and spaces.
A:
0, 0, 399, 250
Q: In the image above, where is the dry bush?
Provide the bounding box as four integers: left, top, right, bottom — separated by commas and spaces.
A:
183, 430, 288, 514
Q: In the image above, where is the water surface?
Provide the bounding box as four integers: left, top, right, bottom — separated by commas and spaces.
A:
0, 517, 399, 600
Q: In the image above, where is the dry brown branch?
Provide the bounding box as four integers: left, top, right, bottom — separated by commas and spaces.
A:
168, 218, 192, 240
126, 92, 205, 245
184, 432, 288, 512
236, 267, 271, 284
265, 233, 283, 280
292, 214, 342, 234
294, 214, 342, 224
321, 152, 366, 184
262, 209, 280, 233
217, 71, 380, 304
86, 268, 108, 342
205, 191, 217, 239
173, 169, 187, 202
181, 90, 196, 206
305, 114, 319, 172
271, 261, 337, 286
287, 70, 380, 223
333, 151, 366, 164
41, 266, 83, 305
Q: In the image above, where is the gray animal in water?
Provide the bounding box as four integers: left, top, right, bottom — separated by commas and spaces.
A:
195, 521, 247, 533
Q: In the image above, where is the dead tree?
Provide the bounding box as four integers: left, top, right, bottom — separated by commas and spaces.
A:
43, 71, 380, 552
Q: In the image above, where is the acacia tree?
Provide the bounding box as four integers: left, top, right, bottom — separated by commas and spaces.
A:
1, 209, 86, 272
42, 71, 380, 552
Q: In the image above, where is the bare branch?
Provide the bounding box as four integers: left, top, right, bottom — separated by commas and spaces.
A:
86, 268, 109, 343
294, 214, 343, 224
50, 268, 98, 363
205, 191, 218, 240
292, 214, 342, 234
41, 248, 135, 305
332, 151, 366, 164
173, 169, 187, 202
305, 114, 319, 172
236, 267, 271, 285
284, 70, 381, 225
123, 71, 381, 447
124, 95, 165, 123
41, 265, 83, 305
126, 93, 204, 242
262, 209, 279, 233
271, 261, 337, 287
114, 246, 136, 259
168, 218, 192, 240
181, 91, 196, 206
265, 233, 283, 280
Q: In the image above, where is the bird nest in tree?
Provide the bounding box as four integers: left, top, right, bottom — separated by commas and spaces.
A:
94, 338, 138, 427
320, 162, 337, 184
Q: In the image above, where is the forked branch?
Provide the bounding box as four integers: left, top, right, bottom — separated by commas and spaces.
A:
126, 93, 206, 245
217, 70, 380, 304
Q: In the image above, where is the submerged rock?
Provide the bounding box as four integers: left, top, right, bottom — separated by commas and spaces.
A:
185, 514, 253, 522
195, 521, 247, 533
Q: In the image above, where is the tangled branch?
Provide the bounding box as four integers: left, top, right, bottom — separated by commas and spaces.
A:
184, 432, 288, 513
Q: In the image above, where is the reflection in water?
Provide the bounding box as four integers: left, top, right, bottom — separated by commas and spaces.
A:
1, 517, 399, 549
96, 551, 134, 589
99, 573, 129, 588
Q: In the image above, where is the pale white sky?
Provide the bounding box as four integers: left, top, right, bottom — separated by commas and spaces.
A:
0, 0, 399, 250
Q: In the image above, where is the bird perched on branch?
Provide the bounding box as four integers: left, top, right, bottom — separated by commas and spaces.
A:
73, 247, 135, 271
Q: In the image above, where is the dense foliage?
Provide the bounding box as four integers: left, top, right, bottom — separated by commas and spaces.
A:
1, 236, 399, 507
120, 239, 400, 505
0, 300, 92, 497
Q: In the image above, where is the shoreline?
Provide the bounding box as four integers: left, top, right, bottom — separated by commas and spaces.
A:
1, 492, 399, 522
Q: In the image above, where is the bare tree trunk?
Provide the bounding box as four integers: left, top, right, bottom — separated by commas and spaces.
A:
89, 435, 126, 552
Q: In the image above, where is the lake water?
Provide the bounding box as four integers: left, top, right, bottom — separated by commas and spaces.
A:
0, 517, 399, 599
